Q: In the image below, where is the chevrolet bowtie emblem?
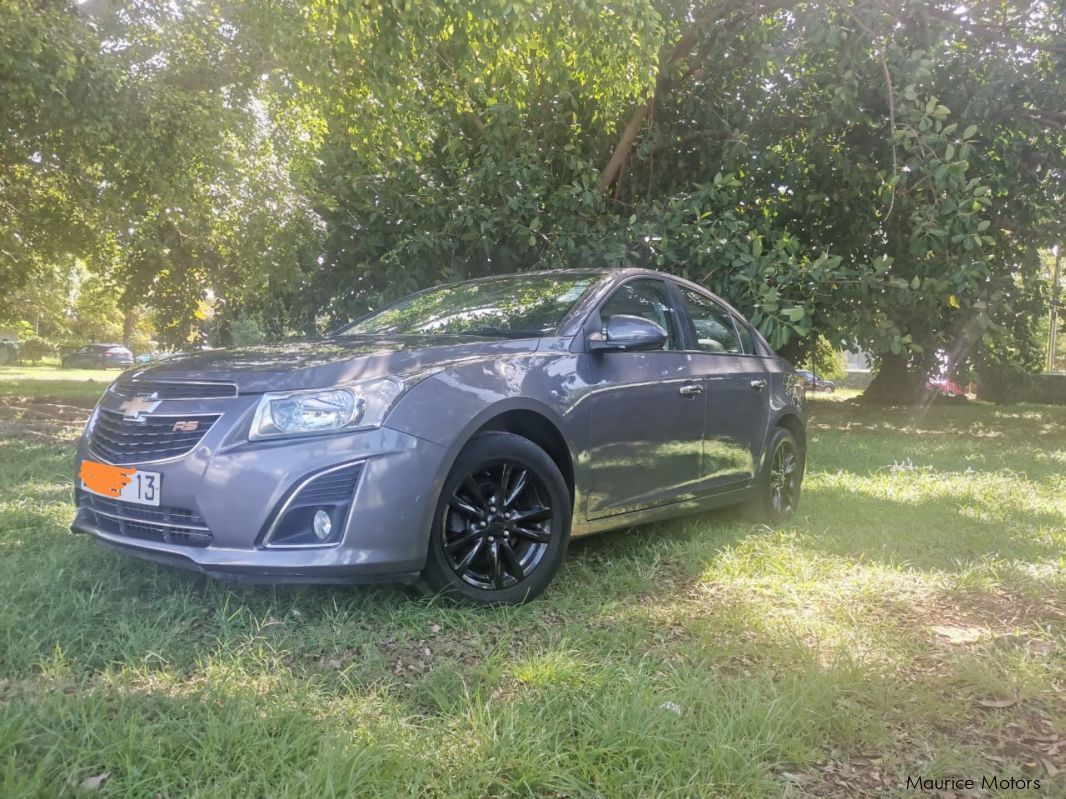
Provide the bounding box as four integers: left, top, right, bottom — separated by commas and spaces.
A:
119, 395, 161, 421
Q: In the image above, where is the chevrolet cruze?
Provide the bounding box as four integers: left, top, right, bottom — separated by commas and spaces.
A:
72, 268, 806, 604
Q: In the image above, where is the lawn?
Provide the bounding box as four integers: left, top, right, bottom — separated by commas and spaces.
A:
0, 371, 1063, 797
0, 366, 118, 406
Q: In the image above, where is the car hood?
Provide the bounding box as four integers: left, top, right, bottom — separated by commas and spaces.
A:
121, 335, 549, 394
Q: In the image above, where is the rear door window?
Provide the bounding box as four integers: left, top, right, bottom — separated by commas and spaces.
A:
678, 288, 742, 353
733, 316, 756, 355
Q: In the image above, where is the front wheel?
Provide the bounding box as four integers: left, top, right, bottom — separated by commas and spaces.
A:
417, 432, 571, 605
746, 427, 804, 525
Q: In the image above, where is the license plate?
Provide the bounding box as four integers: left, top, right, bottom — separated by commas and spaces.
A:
80, 460, 162, 507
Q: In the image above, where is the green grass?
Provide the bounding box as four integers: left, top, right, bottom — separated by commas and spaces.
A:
0, 375, 1064, 797
0, 366, 117, 406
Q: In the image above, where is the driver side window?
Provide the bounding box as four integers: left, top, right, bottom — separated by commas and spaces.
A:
598, 279, 682, 351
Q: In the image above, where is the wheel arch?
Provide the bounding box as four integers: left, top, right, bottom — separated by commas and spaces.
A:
774, 412, 806, 454
467, 408, 575, 504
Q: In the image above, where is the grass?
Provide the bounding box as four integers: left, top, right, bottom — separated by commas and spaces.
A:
0, 366, 117, 405
0, 369, 1064, 797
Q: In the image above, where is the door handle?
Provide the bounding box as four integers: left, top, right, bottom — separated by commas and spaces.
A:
679, 383, 703, 397
750, 379, 767, 391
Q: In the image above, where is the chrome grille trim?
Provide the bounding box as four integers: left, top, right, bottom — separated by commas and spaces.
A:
111, 379, 238, 400
89, 507, 210, 532
262, 460, 365, 549
87, 409, 219, 465
78, 493, 213, 547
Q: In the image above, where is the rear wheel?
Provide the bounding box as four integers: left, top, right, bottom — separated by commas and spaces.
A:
417, 432, 571, 605
746, 427, 804, 525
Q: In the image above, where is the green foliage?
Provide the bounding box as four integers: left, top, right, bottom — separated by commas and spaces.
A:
2, 0, 1063, 371
19, 336, 54, 365
70, 276, 124, 344
800, 336, 847, 382
228, 315, 267, 347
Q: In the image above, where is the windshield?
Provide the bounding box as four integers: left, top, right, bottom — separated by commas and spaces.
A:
336, 273, 598, 337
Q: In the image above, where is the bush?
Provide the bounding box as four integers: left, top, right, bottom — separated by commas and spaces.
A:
799, 335, 847, 381
229, 316, 266, 347
978, 363, 1066, 405
19, 336, 55, 365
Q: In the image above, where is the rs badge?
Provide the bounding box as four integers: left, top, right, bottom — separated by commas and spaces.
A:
172, 420, 200, 432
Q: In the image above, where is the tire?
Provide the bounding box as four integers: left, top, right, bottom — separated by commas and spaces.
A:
745, 427, 804, 525
416, 431, 571, 605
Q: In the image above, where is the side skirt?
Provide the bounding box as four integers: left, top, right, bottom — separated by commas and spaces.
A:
570, 483, 754, 537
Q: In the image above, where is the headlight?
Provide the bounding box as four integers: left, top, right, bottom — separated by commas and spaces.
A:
250, 377, 404, 440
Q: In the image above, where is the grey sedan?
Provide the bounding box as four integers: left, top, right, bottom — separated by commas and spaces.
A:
72, 268, 806, 604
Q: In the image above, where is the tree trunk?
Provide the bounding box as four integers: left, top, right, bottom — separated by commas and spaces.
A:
859, 353, 926, 404
122, 307, 137, 349
776, 336, 807, 367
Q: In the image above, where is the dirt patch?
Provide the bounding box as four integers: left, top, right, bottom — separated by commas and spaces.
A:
0, 397, 88, 441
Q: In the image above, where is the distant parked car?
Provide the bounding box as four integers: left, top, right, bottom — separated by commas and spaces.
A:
795, 369, 836, 393
62, 343, 134, 369
926, 378, 966, 398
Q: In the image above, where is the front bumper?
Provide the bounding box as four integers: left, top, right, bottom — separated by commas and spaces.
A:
72, 391, 450, 583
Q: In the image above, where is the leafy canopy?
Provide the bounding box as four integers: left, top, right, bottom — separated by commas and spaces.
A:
2, 0, 1063, 385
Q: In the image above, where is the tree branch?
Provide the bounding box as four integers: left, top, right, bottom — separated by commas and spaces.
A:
595, 1, 791, 195
847, 6, 898, 224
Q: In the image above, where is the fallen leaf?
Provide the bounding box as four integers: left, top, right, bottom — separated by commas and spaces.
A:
977, 698, 1018, 709
79, 772, 110, 791
659, 700, 683, 716
932, 625, 984, 644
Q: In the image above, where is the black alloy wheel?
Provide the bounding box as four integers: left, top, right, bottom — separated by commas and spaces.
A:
768, 436, 800, 518
417, 432, 571, 605
747, 426, 804, 525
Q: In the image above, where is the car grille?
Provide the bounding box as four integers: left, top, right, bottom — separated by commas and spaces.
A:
88, 409, 219, 464
111, 380, 238, 400
79, 492, 213, 547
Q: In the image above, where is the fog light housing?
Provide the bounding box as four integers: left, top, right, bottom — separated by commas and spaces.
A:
261, 462, 365, 548
313, 509, 332, 540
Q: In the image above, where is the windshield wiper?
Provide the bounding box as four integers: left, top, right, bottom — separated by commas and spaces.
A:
459, 326, 549, 339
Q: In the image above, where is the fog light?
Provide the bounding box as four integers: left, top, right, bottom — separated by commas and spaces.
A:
313, 509, 332, 540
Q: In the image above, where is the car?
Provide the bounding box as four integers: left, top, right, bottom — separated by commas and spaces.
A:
795, 368, 836, 393
71, 268, 807, 605
926, 378, 966, 398
62, 343, 134, 369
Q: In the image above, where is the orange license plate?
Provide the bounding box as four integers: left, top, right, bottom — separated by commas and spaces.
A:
80, 460, 161, 506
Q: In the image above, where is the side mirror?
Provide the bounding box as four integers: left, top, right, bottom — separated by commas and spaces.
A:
588, 314, 669, 353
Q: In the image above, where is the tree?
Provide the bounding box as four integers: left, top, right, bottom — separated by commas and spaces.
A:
3, 0, 1063, 401
71, 275, 124, 343
260, 0, 1063, 405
